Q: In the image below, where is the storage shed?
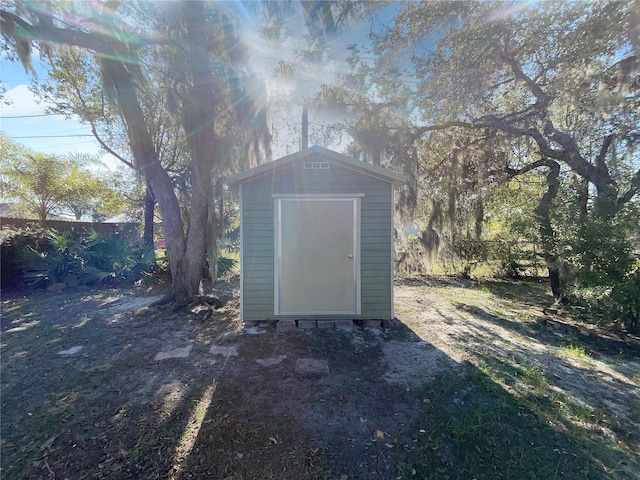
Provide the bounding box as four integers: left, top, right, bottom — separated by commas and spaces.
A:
227, 146, 406, 322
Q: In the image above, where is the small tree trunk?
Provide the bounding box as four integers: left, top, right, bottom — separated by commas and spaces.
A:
576, 176, 589, 222
535, 160, 562, 299
207, 206, 219, 284
143, 182, 155, 251
37, 200, 47, 223
548, 266, 561, 299
176, 163, 210, 300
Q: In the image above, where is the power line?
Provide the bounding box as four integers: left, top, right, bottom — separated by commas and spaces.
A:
41, 140, 104, 149
10, 134, 95, 138
1, 113, 62, 118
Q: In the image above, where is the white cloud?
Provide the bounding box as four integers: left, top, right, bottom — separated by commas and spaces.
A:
100, 152, 128, 171
0, 84, 58, 117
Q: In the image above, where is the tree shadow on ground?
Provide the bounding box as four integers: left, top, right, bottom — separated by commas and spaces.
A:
423, 289, 640, 479
0, 281, 635, 479
177, 323, 630, 479
444, 278, 640, 361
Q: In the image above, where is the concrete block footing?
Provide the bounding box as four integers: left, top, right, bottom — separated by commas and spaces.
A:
298, 319, 317, 329
335, 319, 353, 331
276, 319, 297, 333
382, 318, 396, 329
316, 320, 335, 329
363, 319, 382, 328
259, 318, 391, 332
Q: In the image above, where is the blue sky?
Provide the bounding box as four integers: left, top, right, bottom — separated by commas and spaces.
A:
0, 50, 326, 165
0, 2, 400, 166
0, 58, 120, 166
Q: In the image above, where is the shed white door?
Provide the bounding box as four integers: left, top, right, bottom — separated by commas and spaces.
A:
275, 197, 360, 315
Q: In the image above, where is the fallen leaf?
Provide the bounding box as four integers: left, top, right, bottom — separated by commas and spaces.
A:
385, 443, 394, 449
360, 417, 367, 423
340, 475, 348, 480
39, 435, 57, 451
375, 429, 385, 439
474, 444, 481, 453
269, 437, 278, 444
235, 452, 243, 459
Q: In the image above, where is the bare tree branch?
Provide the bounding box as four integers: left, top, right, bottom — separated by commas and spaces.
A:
0, 8, 156, 60
505, 158, 556, 178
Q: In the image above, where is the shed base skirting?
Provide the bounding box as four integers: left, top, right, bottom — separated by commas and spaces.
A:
245, 319, 397, 330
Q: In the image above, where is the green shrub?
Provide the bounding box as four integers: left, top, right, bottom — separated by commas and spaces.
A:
607, 266, 640, 333
202, 256, 238, 280
217, 256, 237, 277
0, 224, 49, 288
566, 220, 633, 288
561, 216, 639, 333
568, 263, 640, 334
18, 230, 84, 286
490, 242, 525, 279
450, 237, 489, 278
12, 227, 155, 289
81, 230, 156, 285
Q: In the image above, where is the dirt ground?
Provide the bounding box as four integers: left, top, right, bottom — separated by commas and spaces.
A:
1, 276, 639, 479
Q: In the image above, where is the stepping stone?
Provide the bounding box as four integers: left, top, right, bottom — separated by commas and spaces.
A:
256, 355, 287, 366
242, 326, 266, 335
155, 345, 192, 360
58, 346, 84, 356
295, 358, 330, 377
209, 345, 238, 357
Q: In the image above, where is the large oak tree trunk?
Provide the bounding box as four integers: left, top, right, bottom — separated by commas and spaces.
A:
174, 1, 219, 301
99, 58, 189, 300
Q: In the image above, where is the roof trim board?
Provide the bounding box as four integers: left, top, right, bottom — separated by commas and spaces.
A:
227, 145, 407, 188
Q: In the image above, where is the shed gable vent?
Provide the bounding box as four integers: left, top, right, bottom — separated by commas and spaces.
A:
303, 161, 330, 170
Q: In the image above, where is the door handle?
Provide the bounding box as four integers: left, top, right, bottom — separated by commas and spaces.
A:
348, 254, 353, 258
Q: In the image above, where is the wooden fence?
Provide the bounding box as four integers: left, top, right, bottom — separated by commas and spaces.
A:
0, 217, 140, 240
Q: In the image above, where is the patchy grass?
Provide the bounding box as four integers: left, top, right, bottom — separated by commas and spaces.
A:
518, 362, 550, 392
2, 277, 639, 479
395, 365, 612, 480
395, 276, 640, 479
558, 344, 590, 360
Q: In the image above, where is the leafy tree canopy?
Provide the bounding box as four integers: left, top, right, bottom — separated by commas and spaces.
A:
0, 134, 123, 221
369, 0, 639, 213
